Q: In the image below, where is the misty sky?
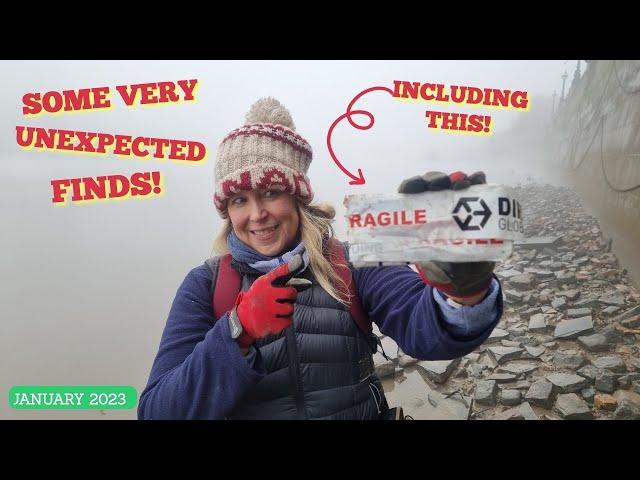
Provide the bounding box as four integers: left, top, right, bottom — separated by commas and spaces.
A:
0, 60, 576, 418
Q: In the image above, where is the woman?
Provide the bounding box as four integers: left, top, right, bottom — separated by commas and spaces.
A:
138, 98, 503, 420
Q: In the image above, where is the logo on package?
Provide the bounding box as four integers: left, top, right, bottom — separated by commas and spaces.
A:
498, 197, 523, 233
452, 197, 492, 231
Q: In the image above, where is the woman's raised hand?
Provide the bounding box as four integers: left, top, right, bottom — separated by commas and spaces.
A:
398, 171, 495, 304
232, 254, 308, 347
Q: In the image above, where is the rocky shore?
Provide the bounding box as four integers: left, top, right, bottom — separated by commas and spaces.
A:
379, 183, 640, 420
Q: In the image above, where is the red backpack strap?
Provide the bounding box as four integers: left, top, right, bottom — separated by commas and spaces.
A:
212, 254, 242, 320
328, 239, 372, 336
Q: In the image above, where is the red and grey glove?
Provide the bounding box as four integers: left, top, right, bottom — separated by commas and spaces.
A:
398, 170, 486, 193
414, 261, 495, 299
398, 170, 494, 300
232, 255, 308, 348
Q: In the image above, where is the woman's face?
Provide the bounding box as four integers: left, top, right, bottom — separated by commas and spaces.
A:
227, 189, 300, 256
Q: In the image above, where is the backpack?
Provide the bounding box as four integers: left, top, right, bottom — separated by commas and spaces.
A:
204, 239, 375, 344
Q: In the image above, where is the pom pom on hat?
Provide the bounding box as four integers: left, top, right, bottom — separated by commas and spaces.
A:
244, 97, 296, 131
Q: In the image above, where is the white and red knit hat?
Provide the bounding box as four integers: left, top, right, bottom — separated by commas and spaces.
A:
213, 97, 314, 218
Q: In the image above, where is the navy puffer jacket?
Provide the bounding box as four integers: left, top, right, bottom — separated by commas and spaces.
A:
226, 261, 386, 420
138, 251, 501, 419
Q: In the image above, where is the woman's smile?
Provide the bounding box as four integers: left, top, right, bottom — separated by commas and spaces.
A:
249, 224, 280, 241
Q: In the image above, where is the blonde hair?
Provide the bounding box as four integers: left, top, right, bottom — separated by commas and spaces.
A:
212, 201, 350, 305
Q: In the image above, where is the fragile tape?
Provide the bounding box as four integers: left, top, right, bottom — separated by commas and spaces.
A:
344, 184, 524, 264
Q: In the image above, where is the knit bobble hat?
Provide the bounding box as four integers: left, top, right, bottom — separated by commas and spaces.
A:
213, 97, 314, 218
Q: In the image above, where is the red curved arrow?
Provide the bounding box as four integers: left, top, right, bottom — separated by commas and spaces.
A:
327, 85, 394, 186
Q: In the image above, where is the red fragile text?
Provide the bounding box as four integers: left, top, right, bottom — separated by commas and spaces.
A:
51, 171, 163, 204
22, 79, 199, 115
16, 126, 206, 162
349, 209, 427, 228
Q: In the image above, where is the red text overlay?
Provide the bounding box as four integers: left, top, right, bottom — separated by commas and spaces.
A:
51, 171, 163, 205
392, 80, 530, 135
16, 79, 205, 205
16, 126, 206, 161
22, 79, 199, 115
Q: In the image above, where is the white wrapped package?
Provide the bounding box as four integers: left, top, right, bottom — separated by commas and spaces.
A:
344, 184, 524, 265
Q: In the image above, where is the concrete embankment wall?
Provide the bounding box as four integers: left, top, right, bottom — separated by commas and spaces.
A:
550, 61, 640, 288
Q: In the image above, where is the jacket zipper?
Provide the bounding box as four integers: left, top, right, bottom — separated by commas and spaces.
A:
284, 324, 307, 419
